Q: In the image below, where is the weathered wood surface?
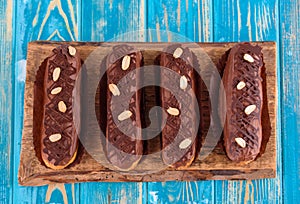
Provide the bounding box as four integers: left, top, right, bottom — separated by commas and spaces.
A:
11, 0, 81, 203
19, 41, 276, 186
146, 1, 283, 204
1, 0, 299, 203
280, 0, 300, 203
146, 1, 216, 203
80, 1, 147, 203
0, 0, 13, 203
212, 1, 283, 204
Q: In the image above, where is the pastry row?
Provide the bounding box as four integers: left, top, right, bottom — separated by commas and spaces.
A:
37, 43, 264, 170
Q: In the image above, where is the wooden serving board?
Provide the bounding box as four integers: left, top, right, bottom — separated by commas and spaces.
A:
18, 41, 277, 186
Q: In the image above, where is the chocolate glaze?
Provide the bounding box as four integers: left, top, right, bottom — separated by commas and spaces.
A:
198, 49, 230, 149
159, 44, 198, 168
197, 72, 211, 145
41, 45, 81, 168
106, 45, 143, 170
220, 43, 264, 162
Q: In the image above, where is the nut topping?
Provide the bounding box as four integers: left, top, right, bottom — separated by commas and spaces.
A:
58, 101, 67, 113
243, 53, 254, 63
173, 47, 183, 58
49, 133, 62, 142
235, 137, 246, 148
68, 46, 76, 56
244, 104, 256, 115
118, 110, 132, 121
237, 81, 246, 90
180, 75, 188, 90
53, 67, 61, 82
109, 84, 120, 96
51, 87, 62, 95
121, 55, 131, 70
167, 107, 180, 116
179, 138, 192, 149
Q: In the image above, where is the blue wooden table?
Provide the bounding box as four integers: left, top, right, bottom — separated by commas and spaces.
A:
0, 0, 299, 203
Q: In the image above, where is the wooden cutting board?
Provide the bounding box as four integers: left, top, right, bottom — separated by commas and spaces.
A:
18, 41, 277, 186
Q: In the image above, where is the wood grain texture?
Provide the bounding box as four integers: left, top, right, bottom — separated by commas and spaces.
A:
213, 0, 282, 203
214, 0, 277, 42
80, 1, 146, 203
280, 0, 300, 202
148, 181, 214, 204
146, 1, 215, 203
13, 0, 80, 203
80, 182, 144, 204
19, 41, 277, 185
1, 0, 298, 203
81, 0, 146, 42
147, 0, 212, 42
0, 0, 13, 203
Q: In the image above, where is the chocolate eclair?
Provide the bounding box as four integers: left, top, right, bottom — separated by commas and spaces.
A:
106, 45, 143, 171
220, 43, 264, 162
158, 44, 198, 169
41, 45, 81, 169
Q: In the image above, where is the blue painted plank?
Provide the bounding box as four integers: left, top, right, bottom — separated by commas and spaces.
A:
148, 181, 214, 204
80, 0, 147, 203
13, 0, 81, 203
5, 0, 298, 203
0, 0, 13, 203
146, 1, 215, 203
279, 0, 300, 202
80, 182, 144, 204
82, 0, 146, 42
213, 0, 282, 203
147, 0, 212, 42
213, 0, 277, 42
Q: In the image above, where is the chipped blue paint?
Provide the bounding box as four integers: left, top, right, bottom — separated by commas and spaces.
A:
0, 0, 299, 203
